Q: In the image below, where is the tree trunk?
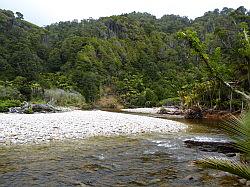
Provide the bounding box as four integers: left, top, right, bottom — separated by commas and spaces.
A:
181, 31, 250, 103
230, 91, 232, 112
248, 61, 250, 88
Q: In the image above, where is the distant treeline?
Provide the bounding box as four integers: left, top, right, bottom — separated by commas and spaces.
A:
0, 6, 249, 110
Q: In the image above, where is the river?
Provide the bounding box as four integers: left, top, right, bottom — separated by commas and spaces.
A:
0, 113, 244, 187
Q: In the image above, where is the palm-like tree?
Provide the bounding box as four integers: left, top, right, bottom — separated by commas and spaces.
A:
195, 112, 250, 180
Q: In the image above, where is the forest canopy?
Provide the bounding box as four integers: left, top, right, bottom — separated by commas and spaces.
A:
0, 7, 249, 110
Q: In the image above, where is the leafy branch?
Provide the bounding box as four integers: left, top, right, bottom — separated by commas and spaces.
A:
178, 30, 250, 101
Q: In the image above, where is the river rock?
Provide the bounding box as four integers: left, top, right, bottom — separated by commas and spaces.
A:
239, 179, 247, 185
247, 181, 250, 186
0, 110, 187, 145
246, 181, 250, 186
211, 171, 230, 178
149, 179, 161, 184
184, 139, 240, 154
184, 175, 194, 180
225, 153, 236, 157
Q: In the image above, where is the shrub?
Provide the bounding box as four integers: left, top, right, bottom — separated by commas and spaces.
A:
0, 100, 22, 112
0, 85, 21, 100
71, 71, 100, 103
44, 88, 86, 107
12, 76, 32, 100
23, 107, 34, 114
96, 96, 123, 109
158, 97, 181, 106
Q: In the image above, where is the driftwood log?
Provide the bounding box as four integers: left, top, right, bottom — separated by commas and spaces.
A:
184, 107, 203, 119
9, 102, 59, 114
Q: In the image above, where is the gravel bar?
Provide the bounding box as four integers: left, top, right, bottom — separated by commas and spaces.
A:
0, 110, 187, 145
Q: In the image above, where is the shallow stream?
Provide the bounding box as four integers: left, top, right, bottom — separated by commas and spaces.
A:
0, 115, 244, 186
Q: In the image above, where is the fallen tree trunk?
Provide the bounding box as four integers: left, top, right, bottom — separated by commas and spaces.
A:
9, 102, 60, 114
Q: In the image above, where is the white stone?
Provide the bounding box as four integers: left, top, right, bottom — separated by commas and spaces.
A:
0, 110, 187, 145
239, 179, 247, 185
246, 181, 250, 186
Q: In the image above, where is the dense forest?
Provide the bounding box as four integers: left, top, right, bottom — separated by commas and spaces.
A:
0, 6, 250, 111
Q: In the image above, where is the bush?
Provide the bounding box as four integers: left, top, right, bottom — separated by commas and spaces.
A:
96, 96, 123, 109
0, 100, 22, 112
144, 88, 158, 107
71, 71, 100, 103
44, 88, 86, 107
125, 88, 158, 107
13, 76, 32, 100
23, 107, 34, 114
158, 97, 181, 106
0, 85, 21, 100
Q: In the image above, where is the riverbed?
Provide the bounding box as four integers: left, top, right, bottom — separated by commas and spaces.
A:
0, 111, 244, 186
0, 110, 186, 145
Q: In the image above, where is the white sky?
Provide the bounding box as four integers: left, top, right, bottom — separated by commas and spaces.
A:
1, 0, 250, 26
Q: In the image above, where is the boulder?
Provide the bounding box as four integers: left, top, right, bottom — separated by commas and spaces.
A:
239, 179, 247, 185
184, 139, 241, 154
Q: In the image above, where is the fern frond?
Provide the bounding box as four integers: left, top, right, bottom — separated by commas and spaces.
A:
221, 112, 250, 156
196, 158, 250, 180
195, 112, 250, 180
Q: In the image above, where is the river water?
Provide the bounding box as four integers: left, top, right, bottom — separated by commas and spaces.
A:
0, 115, 244, 187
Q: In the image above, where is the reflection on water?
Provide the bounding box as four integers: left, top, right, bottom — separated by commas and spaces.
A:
0, 118, 244, 187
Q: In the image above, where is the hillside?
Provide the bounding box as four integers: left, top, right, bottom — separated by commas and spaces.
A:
0, 7, 249, 110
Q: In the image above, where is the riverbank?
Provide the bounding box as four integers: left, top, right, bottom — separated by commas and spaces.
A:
0, 110, 187, 145
121, 107, 241, 120
121, 107, 184, 119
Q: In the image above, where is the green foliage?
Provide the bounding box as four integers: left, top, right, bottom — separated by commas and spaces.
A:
38, 73, 72, 90
179, 80, 216, 108
143, 88, 158, 107
223, 113, 250, 155
12, 76, 32, 100
196, 158, 250, 180
44, 88, 86, 107
0, 100, 21, 112
178, 15, 250, 109
0, 7, 249, 109
71, 71, 100, 103
196, 112, 250, 179
158, 97, 181, 106
0, 85, 21, 100
23, 107, 34, 114
0, 9, 46, 80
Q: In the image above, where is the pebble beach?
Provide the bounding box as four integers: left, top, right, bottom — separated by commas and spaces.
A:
0, 110, 187, 145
